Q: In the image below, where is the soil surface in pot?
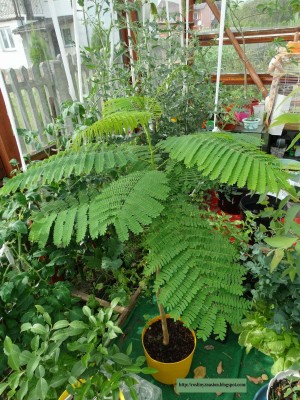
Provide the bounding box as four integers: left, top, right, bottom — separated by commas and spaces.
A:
269, 377, 300, 399
143, 319, 194, 363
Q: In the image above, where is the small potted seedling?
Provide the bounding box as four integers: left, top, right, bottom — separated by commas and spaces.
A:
267, 369, 300, 399
242, 113, 260, 130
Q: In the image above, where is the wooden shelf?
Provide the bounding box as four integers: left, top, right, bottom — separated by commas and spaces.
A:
211, 73, 272, 85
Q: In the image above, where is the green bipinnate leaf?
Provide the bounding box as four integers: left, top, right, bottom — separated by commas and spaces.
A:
89, 170, 170, 242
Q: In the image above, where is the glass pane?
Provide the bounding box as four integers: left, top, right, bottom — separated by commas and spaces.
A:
7, 29, 15, 48
193, 0, 299, 32
197, 41, 288, 74
0, 29, 9, 49
62, 28, 73, 46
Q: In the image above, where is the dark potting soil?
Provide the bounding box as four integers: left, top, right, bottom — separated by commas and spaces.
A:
269, 377, 300, 400
143, 319, 194, 363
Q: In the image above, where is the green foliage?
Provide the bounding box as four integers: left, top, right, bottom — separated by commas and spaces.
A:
0, 274, 82, 375
262, 193, 300, 279
28, 170, 169, 247
1, 96, 293, 346
144, 201, 250, 340
0, 146, 141, 196
89, 170, 169, 241
271, 113, 300, 128
1, 302, 152, 399
102, 97, 162, 119
242, 240, 300, 334
74, 97, 162, 148
74, 111, 153, 147
160, 133, 292, 195
235, 308, 300, 375
29, 31, 50, 66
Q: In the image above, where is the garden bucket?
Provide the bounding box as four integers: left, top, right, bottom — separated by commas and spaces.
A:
142, 315, 196, 385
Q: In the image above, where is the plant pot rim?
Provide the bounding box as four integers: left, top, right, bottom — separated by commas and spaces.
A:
142, 314, 197, 366
253, 382, 268, 400
242, 117, 260, 122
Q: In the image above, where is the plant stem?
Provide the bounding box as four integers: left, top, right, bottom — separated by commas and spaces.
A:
144, 125, 155, 169
156, 269, 169, 346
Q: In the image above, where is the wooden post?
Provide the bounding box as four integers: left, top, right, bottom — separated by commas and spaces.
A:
0, 89, 22, 178
205, 0, 268, 98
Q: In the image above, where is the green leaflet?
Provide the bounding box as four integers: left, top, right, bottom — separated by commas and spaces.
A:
89, 170, 170, 242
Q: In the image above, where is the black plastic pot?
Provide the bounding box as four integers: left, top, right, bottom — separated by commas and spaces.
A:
218, 187, 249, 215
239, 194, 280, 228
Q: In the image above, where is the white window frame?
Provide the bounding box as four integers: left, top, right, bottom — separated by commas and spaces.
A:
61, 27, 73, 47
0, 27, 16, 51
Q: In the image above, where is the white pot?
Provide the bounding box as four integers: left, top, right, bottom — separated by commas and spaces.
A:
267, 369, 300, 399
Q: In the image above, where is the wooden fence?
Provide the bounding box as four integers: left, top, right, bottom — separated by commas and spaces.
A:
1, 55, 92, 155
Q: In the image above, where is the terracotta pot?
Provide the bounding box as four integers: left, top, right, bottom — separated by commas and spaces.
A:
287, 41, 300, 53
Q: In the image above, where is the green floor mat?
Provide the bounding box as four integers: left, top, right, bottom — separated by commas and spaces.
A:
118, 297, 273, 400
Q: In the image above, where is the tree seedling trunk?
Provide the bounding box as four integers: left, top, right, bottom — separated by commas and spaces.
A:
156, 269, 170, 345
157, 291, 170, 346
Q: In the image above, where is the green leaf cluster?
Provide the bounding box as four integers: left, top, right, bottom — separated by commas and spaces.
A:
1, 302, 151, 400
144, 201, 249, 340
236, 309, 300, 375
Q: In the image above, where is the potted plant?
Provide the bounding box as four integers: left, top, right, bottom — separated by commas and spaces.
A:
242, 114, 260, 130
267, 369, 300, 399
1, 97, 294, 387
217, 103, 238, 131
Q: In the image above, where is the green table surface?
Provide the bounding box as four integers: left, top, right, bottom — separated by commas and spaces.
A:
118, 297, 273, 400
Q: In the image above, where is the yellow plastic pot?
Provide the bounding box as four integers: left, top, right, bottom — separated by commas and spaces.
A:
142, 315, 196, 385
58, 381, 125, 400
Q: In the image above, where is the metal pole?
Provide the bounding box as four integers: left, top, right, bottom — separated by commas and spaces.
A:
72, 0, 83, 102
48, 0, 77, 101
124, 0, 136, 86
213, 0, 227, 130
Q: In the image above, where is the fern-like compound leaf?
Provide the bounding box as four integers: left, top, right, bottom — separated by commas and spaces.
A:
144, 201, 250, 340
102, 96, 162, 119
74, 111, 153, 147
89, 171, 170, 242
160, 133, 292, 195
29, 192, 98, 248
0, 146, 141, 196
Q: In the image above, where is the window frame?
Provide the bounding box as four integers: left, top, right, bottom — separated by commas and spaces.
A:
0, 27, 16, 51
61, 27, 74, 47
